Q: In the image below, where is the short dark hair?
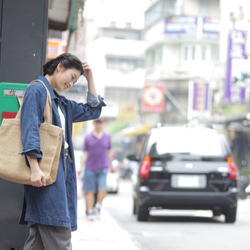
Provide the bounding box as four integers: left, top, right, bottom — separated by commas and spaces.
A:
94, 118, 104, 123
43, 53, 84, 76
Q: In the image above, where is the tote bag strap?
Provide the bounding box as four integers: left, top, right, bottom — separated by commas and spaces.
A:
16, 79, 53, 124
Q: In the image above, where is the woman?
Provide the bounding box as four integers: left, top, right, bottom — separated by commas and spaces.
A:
19, 53, 105, 249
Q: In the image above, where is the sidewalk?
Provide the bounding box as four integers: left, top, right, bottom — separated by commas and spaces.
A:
71, 199, 140, 250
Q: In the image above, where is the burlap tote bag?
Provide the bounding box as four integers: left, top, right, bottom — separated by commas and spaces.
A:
0, 79, 63, 185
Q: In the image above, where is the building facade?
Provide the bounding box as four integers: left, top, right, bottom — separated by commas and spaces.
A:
143, 0, 250, 127
143, 0, 221, 126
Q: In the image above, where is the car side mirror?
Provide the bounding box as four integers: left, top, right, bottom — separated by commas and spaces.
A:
126, 154, 140, 162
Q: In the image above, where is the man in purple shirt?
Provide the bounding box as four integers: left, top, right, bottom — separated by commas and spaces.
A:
79, 118, 114, 220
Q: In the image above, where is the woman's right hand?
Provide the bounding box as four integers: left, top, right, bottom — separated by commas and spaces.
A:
82, 62, 98, 98
31, 167, 46, 187
27, 156, 46, 187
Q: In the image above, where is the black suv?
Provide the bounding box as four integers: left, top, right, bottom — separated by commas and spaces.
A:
128, 126, 238, 223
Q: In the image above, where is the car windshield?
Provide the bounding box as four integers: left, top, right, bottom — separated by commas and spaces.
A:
149, 128, 224, 156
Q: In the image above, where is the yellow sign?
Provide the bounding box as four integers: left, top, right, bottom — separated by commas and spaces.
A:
72, 122, 85, 136
117, 102, 136, 122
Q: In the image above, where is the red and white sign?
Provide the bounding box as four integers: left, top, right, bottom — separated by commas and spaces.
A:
47, 39, 67, 59
142, 82, 165, 113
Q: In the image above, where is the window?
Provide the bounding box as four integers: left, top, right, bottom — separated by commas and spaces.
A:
146, 46, 162, 68
145, 1, 163, 28
145, 0, 176, 28
150, 129, 223, 156
126, 22, 132, 28
184, 46, 188, 60
105, 87, 141, 102
146, 50, 155, 68
106, 57, 144, 72
211, 45, 218, 61
191, 46, 196, 60
199, 0, 220, 17
182, 45, 197, 61
114, 36, 125, 39
201, 46, 206, 60
155, 46, 163, 65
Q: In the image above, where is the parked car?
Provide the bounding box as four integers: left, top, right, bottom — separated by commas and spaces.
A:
127, 126, 238, 223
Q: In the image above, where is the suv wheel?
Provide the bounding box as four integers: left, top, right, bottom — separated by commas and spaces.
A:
224, 207, 237, 223
137, 206, 149, 221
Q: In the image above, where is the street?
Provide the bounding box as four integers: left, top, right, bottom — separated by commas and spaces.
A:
103, 180, 250, 250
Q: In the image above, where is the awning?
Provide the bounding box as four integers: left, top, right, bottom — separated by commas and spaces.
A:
48, 0, 84, 31
122, 125, 150, 137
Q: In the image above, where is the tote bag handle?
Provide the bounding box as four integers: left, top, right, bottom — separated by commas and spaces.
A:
16, 79, 52, 124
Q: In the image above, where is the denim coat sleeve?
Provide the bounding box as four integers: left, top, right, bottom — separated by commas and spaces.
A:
63, 94, 106, 123
20, 83, 47, 159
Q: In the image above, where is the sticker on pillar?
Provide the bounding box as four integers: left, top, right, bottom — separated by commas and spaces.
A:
4, 89, 25, 97
1, 111, 17, 122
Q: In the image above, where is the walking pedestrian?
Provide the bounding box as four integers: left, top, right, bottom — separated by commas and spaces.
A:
79, 118, 115, 220
20, 53, 106, 249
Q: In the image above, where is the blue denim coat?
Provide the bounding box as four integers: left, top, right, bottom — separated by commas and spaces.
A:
19, 75, 105, 231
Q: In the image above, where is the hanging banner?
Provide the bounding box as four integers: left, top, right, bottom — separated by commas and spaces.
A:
142, 82, 165, 113
225, 30, 246, 104
188, 81, 211, 121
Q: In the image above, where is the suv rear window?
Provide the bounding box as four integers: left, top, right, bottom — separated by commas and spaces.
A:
148, 128, 225, 157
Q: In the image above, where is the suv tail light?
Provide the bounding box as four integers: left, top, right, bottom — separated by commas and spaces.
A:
227, 156, 237, 180
140, 155, 151, 178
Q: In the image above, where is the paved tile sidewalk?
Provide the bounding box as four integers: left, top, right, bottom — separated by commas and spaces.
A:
71, 199, 140, 250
